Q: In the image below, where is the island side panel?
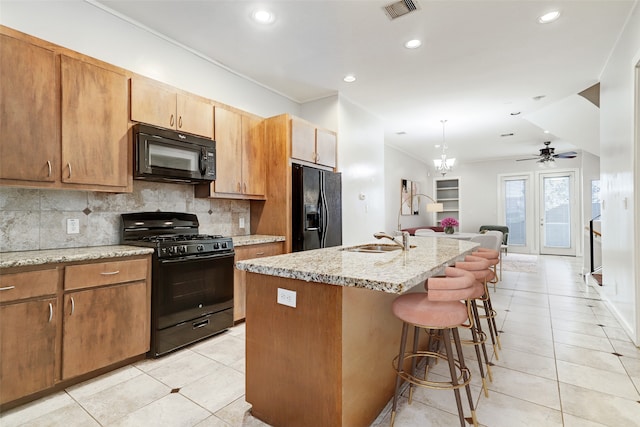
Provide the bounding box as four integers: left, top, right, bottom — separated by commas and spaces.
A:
341, 283, 429, 427
245, 273, 342, 427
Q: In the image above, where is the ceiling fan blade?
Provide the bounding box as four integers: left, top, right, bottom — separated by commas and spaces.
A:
516, 157, 540, 161
553, 151, 578, 159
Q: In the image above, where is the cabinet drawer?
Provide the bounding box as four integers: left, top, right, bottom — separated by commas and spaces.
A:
235, 242, 284, 261
0, 268, 59, 303
65, 258, 148, 291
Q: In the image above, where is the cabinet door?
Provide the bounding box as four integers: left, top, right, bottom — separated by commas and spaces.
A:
0, 34, 58, 183
177, 94, 213, 138
241, 115, 266, 196
62, 281, 149, 380
214, 107, 243, 194
291, 118, 316, 164
130, 77, 177, 130
315, 128, 337, 168
61, 55, 128, 187
233, 242, 284, 321
0, 298, 57, 404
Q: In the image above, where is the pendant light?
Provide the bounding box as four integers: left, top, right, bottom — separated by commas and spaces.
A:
433, 119, 455, 176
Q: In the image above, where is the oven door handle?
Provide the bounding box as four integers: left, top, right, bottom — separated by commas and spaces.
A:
159, 252, 234, 263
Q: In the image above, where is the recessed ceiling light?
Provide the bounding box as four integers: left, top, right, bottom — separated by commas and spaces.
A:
532, 95, 546, 101
396, 131, 406, 135
500, 133, 514, 137
510, 111, 521, 116
544, 130, 550, 134
538, 10, 560, 24
252, 9, 275, 24
343, 74, 356, 83
404, 39, 422, 49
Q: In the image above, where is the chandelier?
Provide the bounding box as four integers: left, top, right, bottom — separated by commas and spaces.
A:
433, 119, 455, 176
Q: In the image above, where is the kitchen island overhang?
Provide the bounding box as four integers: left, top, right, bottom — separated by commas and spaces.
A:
237, 236, 479, 427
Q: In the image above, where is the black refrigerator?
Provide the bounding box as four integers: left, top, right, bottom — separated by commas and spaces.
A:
292, 163, 342, 251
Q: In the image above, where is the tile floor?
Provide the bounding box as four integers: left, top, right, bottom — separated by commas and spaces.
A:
3, 255, 640, 426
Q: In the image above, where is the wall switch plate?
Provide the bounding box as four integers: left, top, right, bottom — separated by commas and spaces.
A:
277, 288, 296, 308
239, 217, 245, 228
66, 218, 80, 234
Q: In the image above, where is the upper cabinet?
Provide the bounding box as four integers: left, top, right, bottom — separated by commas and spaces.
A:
0, 33, 58, 183
196, 106, 265, 199
130, 77, 213, 139
61, 55, 128, 188
0, 27, 131, 193
291, 117, 337, 169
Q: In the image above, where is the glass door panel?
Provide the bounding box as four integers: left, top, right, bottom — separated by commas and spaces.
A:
539, 172, 576, 256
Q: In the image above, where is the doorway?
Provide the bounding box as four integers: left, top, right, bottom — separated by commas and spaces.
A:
498, 173, 534, 253
538, 170, 578, 256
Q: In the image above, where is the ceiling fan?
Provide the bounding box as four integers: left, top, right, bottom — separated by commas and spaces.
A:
516, 141, 577, 163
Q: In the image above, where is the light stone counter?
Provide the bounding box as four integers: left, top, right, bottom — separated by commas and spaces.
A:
231, 234, 285, 247
236, 236, 479, 294
0, 245, 155, 269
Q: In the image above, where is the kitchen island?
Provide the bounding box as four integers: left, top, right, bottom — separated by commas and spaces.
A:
236, 236, 478, 427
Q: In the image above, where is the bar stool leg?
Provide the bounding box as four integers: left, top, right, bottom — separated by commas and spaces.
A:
408, 326, 420, 404
452, 328, 479, 427
391, 322, 409, 426
484, 292, 502, 350
470, 300, 492, 391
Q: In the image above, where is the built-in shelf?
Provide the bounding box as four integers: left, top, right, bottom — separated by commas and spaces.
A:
435, 178, 459, 226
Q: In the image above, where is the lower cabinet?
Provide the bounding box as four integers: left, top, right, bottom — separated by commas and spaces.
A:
62, 281, 149, 380
0, 297, 57, 404
234, 241, 284, 321
0, 255, 150, 407
0, 268, 59, 405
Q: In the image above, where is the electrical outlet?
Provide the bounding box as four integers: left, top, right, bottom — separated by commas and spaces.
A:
277, 288, 296, 308
66, 218, 80, 234
239, 217, 245, 228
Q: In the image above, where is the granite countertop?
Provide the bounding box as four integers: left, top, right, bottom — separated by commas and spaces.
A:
236, 236, 479, 294
0, 246, 155, 269
231, 235, 286, 247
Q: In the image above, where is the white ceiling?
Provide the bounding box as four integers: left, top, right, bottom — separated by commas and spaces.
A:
95, 0, 634, 164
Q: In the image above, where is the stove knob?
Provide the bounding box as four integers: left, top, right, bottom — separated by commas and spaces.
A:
214, 242, 220, 250
196, 244, 204, 252
179, 245, 187, 254
221, 242, 227, 249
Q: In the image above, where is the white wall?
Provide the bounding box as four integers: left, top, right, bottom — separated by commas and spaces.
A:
384, 146, 434, 234
598, 2, 640, 343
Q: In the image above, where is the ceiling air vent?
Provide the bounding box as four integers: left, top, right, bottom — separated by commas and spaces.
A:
383, 0, 420, 20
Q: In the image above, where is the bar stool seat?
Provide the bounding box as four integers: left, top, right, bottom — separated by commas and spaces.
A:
390, 267, 479, 427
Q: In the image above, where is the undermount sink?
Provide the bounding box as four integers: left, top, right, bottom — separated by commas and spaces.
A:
343, 244, 412, 253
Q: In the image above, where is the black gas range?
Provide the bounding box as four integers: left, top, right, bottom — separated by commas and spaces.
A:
121, 212, 234, 357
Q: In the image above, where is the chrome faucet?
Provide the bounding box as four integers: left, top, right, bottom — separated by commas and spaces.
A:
374, 231, 410, 251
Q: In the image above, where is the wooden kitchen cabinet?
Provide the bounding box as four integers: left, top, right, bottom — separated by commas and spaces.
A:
0, 33, 58, 184
61, 55, 128, 189
0, 26, 131, 193
62, 258, 150, 380
233, 241, 284, 321
291, 116, 337, 168
0, 268, 60, 405
130, 76, 214, 138
196, 106, 265, 199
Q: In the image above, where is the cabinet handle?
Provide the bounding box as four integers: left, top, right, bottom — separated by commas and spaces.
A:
70, 296, 75, 315
237, 182, 241, 192
48, 303, 53, 323
255, 252, 265, 256
243, 183, 247, 193
47, 160, 52, 177
100, 270, 120, 276
170, 114, 175, 127
178, 116, 183, 129
67, 162, 72, 178
0, 286, 16, 291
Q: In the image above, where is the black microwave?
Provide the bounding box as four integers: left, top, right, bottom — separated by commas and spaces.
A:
134, 124, 216, 183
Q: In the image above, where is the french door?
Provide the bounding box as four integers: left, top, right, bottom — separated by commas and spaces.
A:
499, 174, 534, 253
538, 171, 578, 256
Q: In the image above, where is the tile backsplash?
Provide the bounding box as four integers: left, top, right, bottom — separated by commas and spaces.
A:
0, 182, 250, 252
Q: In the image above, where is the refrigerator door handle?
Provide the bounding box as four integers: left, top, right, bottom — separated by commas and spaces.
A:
319, 172, 329, 248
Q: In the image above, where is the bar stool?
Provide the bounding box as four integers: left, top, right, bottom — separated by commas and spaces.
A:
454, 255, 494, 393
470, 249, 502, 353
390, 267, 479, 427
